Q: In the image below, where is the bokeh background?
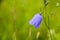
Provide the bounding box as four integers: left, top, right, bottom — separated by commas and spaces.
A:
0, 0, 60, 40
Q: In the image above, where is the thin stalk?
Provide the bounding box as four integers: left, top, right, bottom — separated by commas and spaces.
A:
13, 0, 16, 40
41, 1, 52, 40
47, 15, 52, 40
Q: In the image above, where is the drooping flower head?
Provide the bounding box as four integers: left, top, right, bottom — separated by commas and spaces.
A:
29, 13, 42, 28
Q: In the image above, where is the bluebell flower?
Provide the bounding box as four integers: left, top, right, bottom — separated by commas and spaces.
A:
29, 13, 42, 28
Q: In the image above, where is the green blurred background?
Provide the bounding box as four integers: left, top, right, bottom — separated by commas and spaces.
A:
0, 0, 60, 40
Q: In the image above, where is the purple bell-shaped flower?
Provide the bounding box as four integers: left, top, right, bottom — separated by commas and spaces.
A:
29, 13, 42, 28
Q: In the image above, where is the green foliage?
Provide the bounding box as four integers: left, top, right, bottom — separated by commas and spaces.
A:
0, 0, 60, 40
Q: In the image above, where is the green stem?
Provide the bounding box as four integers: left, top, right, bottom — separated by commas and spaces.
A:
49, 30, 52, 40
42, 3, 52, 40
